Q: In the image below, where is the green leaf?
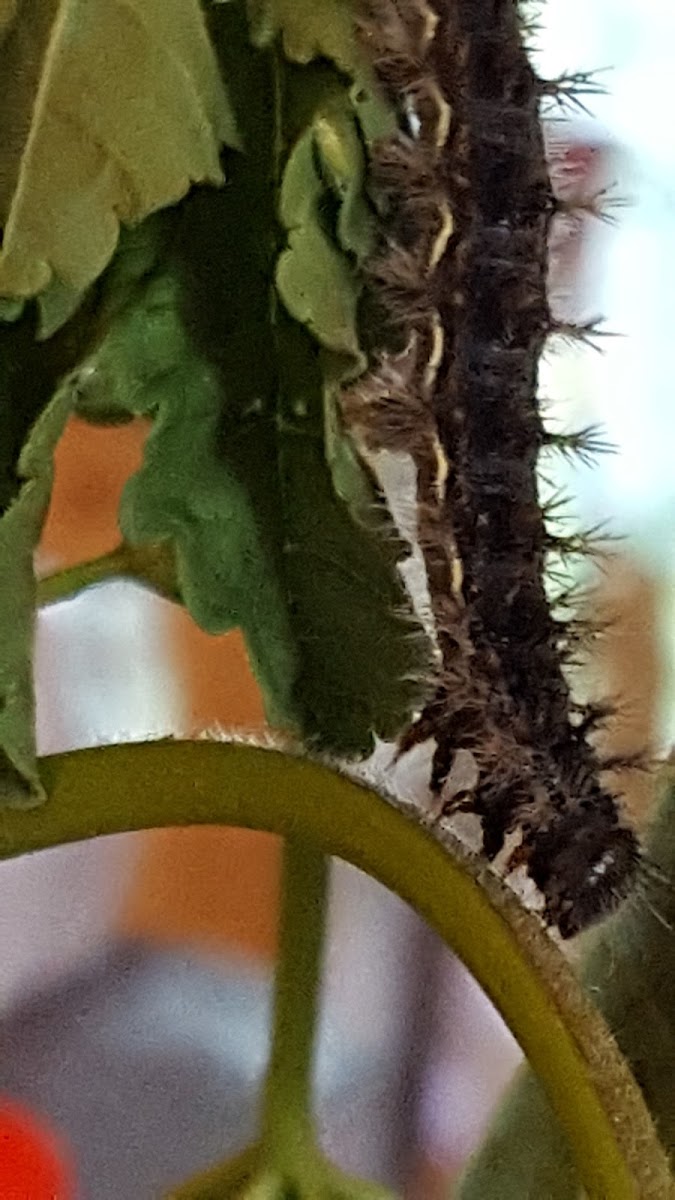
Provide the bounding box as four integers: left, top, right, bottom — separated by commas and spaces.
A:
112, 262, 430, 753
0, 295, 24, 322
69, 0, 430, 755
69, 224, 182, 424
276, 93, 377, 370
247, 0, 364, 76
0, 0, 238, 333
276, 125, 366, 371
0, 376, 74, 806
0, 308, 59, 514
120, 343, 302, 723
75, 248, 430, 745
0, 214, 168, 808
312, 103, 376, 265
246, 0, 395, 143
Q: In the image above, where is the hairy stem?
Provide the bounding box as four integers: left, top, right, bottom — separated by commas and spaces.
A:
0, 741, 669, 1197
36, 542, 180, 607
261, 839, 329, 1168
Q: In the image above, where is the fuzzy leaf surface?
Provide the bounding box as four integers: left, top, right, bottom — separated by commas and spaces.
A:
0, 0, 238, 333
73, 1, 431, 755
95, 227, 429, 754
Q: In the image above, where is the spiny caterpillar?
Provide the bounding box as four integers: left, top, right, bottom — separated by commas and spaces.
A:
348, 0, 640, 938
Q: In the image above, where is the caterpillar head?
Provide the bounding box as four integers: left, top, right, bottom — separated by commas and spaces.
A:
526, 805, 640, 938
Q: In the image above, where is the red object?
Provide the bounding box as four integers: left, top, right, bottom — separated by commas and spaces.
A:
0, 1098, 74, 1199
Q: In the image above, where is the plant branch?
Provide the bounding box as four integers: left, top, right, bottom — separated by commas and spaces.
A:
261, 839, 329, 1166
36, 542, 181, 607
0, 739, 670, 1199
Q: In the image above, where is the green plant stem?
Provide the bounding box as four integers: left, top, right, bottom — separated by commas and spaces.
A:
37, 542, 181, 606
0, 739, 671, 1198
261, 839, 329, 1167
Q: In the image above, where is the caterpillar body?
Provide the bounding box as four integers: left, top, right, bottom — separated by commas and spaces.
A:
350, 0, 640, 937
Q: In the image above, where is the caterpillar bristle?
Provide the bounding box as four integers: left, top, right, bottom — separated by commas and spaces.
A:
537, 69, 610, 117
638, 854, 675, 893
537, 394, 563, 416
539, 488, 573, 521
573, 699, 618, 738
598, 750, 653, 775
553, 188, 630, 227
364, 246, 433, 326
356, 0, 425, 96
541, 424, 616, 465
370, 135, 439, 200
550, 580, 595, 614
519, 20, 544, 49
543, 524, 619, 561
547, 317, 620, 351
555, 611, 611, 644
342, 355, 435, 455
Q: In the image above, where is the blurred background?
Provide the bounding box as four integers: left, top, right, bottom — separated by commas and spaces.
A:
1, 1, 674, 1195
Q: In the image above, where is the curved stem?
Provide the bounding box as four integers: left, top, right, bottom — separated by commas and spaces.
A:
37, 542, 181, 607
262, 840, 328, 1166
0, 740, 670, 1198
